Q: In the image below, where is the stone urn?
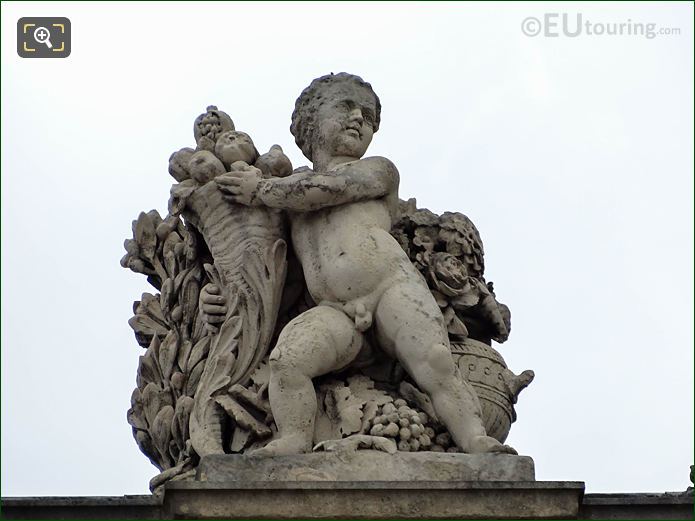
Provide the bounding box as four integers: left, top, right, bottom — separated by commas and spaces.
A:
451, 338, 534, 443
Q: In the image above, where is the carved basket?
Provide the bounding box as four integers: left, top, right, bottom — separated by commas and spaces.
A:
451, 338, 534, 444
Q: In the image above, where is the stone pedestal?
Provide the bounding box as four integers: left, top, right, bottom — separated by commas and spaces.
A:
159, 452, 585, 519
163, 480, 584, 519
197, 451, 536, 482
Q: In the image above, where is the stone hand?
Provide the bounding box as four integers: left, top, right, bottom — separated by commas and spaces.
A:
199, 283, 227, 334
215, 161, 264, 206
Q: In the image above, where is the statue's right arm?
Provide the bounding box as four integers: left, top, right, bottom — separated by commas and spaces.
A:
257, 157, 398, 212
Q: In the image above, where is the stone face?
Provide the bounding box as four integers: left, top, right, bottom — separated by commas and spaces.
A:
197, 451, 536, 482
122, 73, 534, 490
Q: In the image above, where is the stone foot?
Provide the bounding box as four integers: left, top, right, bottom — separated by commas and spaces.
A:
466, 435, 518, 455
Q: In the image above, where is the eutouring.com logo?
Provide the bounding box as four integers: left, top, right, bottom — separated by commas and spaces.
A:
521, 13, 680, 39
17, 17, 71, 58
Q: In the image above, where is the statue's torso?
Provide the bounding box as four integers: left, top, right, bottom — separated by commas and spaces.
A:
290, 195, 414, 307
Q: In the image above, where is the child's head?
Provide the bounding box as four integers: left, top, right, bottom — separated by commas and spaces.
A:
214, 130, 258, 168
291, 73, 381, 162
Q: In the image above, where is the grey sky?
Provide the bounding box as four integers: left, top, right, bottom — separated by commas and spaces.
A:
2, 1, 693, 496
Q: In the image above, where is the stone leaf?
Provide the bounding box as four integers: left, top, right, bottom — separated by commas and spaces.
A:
185, 359, 205, 397
180, 266, 201, 335
330, 385, 364, 438
347, 374, 393, 407
158, 331, 178, 382
129, 315, 168, 348
228, 384, 272, 416
160, 278, 175, 316
171, 396, 193, 454
203, 316, 241, 394
359, 401, 379, 434
215, 395, 271, 438
230, 427, 252, 453
134, 211, 157, 263
140, 293, 168, 323
189, 309, 241, 457
315, 377, 392, 442
168, 180, 198, 216
151, 405, 174, 468
185, 335, 211, 375
189, 401, 225, 457
134, 430, 158, 469
162, 233, 182, 279
176, 339, 193, 375
146, 209, 163, 229
142, 382, 173, 430
127, 388, 147, 432
137, 344, 162, 389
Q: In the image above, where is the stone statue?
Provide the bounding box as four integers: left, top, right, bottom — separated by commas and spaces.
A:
122, 74, 534, 491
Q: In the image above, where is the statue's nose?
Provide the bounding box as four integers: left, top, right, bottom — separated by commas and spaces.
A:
349, 108, 363, 124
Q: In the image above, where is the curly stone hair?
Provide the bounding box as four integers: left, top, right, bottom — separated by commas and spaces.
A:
290, 73, 381, 161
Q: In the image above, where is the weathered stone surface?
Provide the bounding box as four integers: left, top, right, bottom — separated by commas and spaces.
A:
1, 495, 163, 519
5, 488, 695, 519
162, 480, 585, 519
197, 451, 535, 482
122, 74, 534, 490
580, 492, 695, 519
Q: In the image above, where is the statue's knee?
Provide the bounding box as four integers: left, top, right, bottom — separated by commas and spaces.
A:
426, 343, 455, 377
269, 333, 318, 375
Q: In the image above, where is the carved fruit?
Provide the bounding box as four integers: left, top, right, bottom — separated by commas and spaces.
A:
193, 106, 235, 146
214, 131, 258, 168
188, 151, 225, 184
169, 148, 195, 182
255, 144, 293, 178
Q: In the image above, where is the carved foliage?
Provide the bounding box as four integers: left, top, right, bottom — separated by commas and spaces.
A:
124, 106, 292, 489
124, 210, 208, 488
391, 199, 511, 343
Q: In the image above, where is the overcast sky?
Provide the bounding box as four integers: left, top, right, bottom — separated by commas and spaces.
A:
2, 1, 693, 497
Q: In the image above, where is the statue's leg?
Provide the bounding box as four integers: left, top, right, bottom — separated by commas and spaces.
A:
253, 305, 363, 456
373, 280, 516, 455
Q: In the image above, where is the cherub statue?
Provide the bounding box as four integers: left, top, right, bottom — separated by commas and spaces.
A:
208, 73, 516, 456
124, 79, 537, 491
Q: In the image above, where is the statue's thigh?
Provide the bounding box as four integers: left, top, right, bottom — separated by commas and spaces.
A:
374, 281, 448, 360
273, 306, 363, 377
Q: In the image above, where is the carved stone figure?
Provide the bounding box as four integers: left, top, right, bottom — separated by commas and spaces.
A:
122, 75, 534, 491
